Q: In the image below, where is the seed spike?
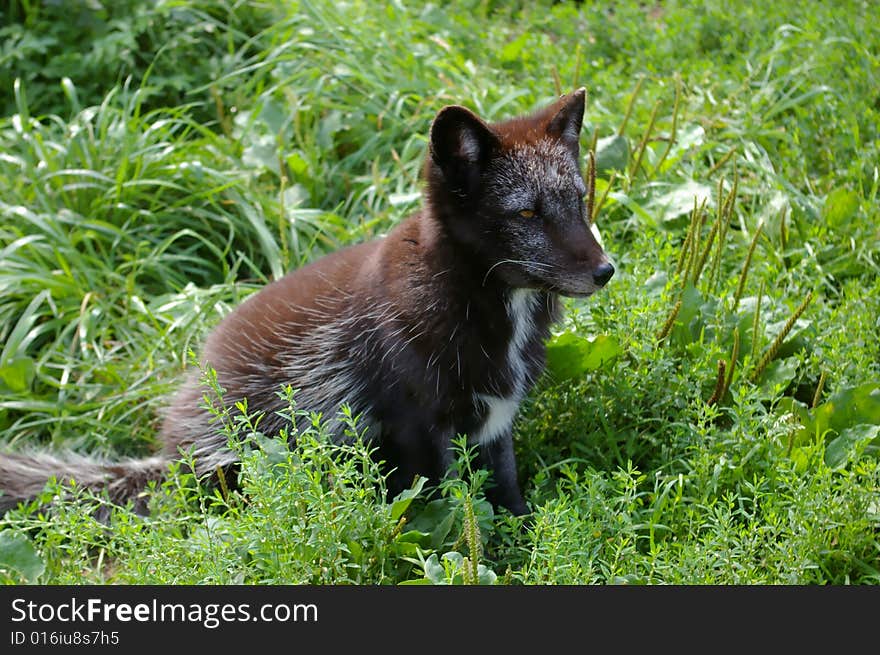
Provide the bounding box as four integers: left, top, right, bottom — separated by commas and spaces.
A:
693, 210, 720, 285
657, 299, 683, 343
779, 205, 789, 260
707, 360, 727, 406
750, 279, 766, 364
586, 150, 596, 224
629, 99, 661, 181
811, 370, 827, 409
749, 291, 814, 383
463, 493, 481, 584
732, 222, 764, 312
707, 146, 737, 177
724, 327, 740, 396
709, 177, 732, 294
552, 67, 562, 96
685, 198, 708, 285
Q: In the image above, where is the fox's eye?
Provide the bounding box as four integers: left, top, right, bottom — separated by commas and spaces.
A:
518, 209, 535, 219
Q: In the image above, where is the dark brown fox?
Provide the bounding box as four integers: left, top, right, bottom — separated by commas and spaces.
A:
0, 88, 613, 516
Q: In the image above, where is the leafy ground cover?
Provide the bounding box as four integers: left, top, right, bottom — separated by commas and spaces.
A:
0, 0, 878, 584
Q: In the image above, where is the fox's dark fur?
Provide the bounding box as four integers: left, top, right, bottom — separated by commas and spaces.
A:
0, 89, 613, 516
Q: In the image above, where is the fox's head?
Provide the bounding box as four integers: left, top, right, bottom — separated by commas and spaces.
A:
427, 88, 613, 297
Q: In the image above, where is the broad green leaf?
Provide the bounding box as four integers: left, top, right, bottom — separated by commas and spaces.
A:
822, 187, 859, 230
0, 530, 45, 583
500, 33, 530, 62
788, 445, 812, 473
757, 191, 790, 230
430, 506, 457, 550
595, 135, 629, 176
645, 180, 713, 226
282, 183, 309, 208
242, 134, 279, 174
477, 565, 498, 585
546, 332, 621, 381
652, 124, 705, 172
824, 424, 880, 469
258, 99, 289, 134
390, 540, 421, 557
670, 283, 716, 347
644, 270, 669, 296
672, 124, 705, 153
286, 150, 309, 176
406, 497, 457, 549
442, 551, 464, 569
781, 383, 880, 445
252, 433, 292, 468
756, 358, 798, 396
813, 383, 880, 439
394, 529, 431, 546
346, 539, 363, 561
764, 317, 814, 360
317, 110, 344, 150
777, 397, 812, 440
608, 190, 656, 224
390, 475, 427, 521
0, 357, 35, 393
422, 553, 446, 584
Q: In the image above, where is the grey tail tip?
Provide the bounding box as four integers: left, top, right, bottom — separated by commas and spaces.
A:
0, 449, 170, 513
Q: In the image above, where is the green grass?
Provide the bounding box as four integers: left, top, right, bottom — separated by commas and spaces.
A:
0, 0, 878, 584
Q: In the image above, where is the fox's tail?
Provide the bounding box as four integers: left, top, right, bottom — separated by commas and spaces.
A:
0, 450, 170, 513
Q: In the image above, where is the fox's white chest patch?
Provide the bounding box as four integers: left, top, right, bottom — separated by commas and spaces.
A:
473, 289, 539, 446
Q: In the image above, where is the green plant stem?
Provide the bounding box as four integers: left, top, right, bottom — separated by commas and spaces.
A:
593, 171, 616, 223
629, 99, 661, 181
618, 76, 644, 136
653, 73, 681, 174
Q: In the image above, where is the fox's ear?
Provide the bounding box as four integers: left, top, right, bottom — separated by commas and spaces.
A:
547, 87, 586, 159
430, 105, 499, 188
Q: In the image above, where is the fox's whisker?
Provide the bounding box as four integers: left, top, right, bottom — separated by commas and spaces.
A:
482, 259, 553, 286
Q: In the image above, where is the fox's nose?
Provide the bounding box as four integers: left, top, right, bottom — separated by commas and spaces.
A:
593, 262, 615, 287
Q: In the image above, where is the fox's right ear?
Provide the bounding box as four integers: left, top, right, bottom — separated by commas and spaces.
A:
430, 106, 499, 189
547, 87, 586, 161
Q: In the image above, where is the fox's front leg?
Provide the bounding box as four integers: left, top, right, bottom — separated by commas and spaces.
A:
381, 423, 454, 499
479, 432, 529, 516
